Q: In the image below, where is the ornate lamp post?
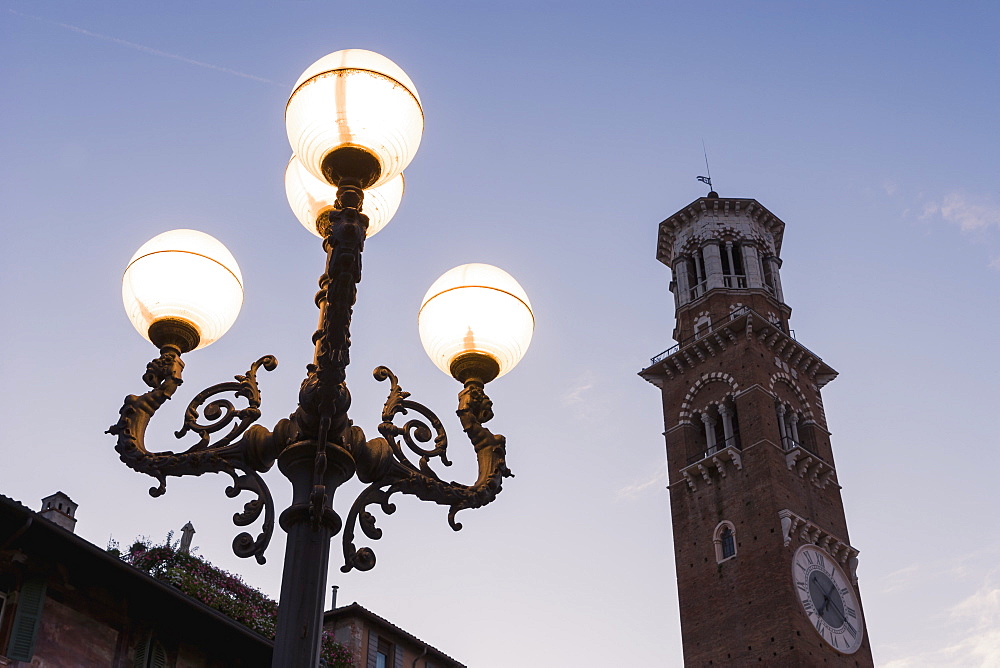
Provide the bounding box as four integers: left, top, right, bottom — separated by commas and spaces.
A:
108, 49, 533, 667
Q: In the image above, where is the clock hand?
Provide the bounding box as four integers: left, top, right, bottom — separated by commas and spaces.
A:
820, 580, 847, 625
828, 591, 845, 625
817, 592, 828, 616
813, 576, 834, 616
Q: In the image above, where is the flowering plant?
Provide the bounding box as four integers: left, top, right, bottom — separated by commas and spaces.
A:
111, 535, 352, 667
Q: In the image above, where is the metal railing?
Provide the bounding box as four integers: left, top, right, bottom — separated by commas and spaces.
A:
648, 306, 801, 366
687, 435, 741, 465
688, 281, 707, 301
650, 306, 751, 364
782, 436, 821, 459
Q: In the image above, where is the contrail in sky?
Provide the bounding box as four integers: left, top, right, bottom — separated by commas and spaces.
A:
9, 8, 283, 87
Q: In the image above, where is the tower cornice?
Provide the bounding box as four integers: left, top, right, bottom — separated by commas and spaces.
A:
638, 307, 837, 389
656, 196, 786, 266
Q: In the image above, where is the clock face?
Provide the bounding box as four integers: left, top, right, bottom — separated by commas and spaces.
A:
792, 545, 864, 654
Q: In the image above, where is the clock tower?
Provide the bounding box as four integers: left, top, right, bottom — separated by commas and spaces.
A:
639, 192, 874, 665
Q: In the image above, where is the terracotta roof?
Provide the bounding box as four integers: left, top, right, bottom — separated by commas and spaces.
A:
325, 602, 466, 667
0, 492, 272, 650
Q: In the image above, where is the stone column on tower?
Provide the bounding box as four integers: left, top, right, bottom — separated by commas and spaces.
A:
702, 242, 724, 291
675, 256, 691, 305
742, 244, 764, 289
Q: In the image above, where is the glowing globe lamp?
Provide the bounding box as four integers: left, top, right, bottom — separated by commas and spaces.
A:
418, 264, 533, 383
122, 229, 244, 352
286, 49, 423, 189
284, 155, 404, 238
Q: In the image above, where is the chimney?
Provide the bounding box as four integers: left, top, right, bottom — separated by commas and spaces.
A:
331, 585, 339, 608
39, 491, 78, 533
179, 522, 196, 554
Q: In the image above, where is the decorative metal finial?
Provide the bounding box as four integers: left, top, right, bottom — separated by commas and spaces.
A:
697, 140, 715, 196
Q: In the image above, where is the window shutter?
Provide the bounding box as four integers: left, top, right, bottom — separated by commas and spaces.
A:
6, 578, 47, 661
393, 645, 403, 668
132, 631, 167, 668
133, 632, 167, 668
367, 632, 379, 668
150, 641, 168, 668
133, 634, 150, 668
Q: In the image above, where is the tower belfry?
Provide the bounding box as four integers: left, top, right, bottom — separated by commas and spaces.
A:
640, 193, 874, 665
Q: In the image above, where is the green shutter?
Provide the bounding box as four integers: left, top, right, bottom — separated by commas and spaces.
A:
133, 633, 150, 668
6, 578, 47, 661
133, 632, 167, 668
150, 641, 168, 668
367, 633, 379, 668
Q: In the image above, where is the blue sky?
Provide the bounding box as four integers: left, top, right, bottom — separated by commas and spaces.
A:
2, 2, 999, 665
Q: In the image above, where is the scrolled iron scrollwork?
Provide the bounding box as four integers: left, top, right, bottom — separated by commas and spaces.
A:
340, 366, 513, 573
113, 181, 519, 598
175, 355, 277, 450
107, 347, 280, 564
374, 365, 451, 475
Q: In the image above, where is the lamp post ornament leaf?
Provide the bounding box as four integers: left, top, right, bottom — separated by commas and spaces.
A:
108, 49, 533, 667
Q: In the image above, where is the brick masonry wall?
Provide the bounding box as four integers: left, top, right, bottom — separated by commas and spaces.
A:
659, 330, 874, 666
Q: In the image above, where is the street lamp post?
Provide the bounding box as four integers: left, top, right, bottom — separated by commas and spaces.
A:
108, 50, 533, 667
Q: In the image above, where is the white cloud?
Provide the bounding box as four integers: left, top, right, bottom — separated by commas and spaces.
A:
881, 569, 1000, 668
879, 563, 921, 594
561, 374, 594, 407
923, 192, 1000, 232
615, 464, 667, 502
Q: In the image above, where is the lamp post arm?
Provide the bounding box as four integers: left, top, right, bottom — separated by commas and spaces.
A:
340, 367, 513, 573
107, 346, 281, 564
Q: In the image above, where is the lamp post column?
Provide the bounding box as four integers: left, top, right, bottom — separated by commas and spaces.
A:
272, 182, 367, 667
272, 441, 355, 667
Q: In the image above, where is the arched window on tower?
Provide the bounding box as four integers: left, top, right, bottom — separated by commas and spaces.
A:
716, 399, 740, 451
722, 241, 747, 288
689, 249, 707, 300
692, 401, 742, 463
776, 400, 819, 458
693, 314, 712, 340
776, 402, 813, 452
714, 521, 737, 562
690, 410, 711, 462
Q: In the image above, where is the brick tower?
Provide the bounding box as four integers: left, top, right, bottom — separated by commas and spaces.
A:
639, 192, 874, 666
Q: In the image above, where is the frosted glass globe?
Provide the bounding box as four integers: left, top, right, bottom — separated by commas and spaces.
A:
284, 155, 404, 238
418, 264, 534, 380
286, 49, 423, 189
122, 229, 244, 350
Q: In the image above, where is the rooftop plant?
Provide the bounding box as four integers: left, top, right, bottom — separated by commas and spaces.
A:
110, 534, 352, 667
